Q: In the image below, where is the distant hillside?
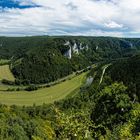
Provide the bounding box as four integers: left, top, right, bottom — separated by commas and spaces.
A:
0, 36, 140, 59
107, 54, 140, 100
0, 36, 140, 84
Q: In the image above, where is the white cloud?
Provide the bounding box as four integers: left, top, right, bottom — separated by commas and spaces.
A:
0, 0, 140, 37
69, 29, 124, 37
104, 21, 123, 29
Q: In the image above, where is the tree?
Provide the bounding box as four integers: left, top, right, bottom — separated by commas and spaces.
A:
91, 83, 132, 136
53, 108, 93, 140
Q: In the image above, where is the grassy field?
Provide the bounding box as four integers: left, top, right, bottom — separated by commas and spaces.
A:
0, 72, 87, 106
0, 65, 15, 81
0, 59, 10, 65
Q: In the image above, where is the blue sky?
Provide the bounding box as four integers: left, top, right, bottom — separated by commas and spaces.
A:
0, 0, 140, 37
0, 0, 40, 9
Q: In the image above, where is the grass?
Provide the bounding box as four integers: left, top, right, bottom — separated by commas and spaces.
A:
0, 65, 15, 81
0, 85, 20, 91
0, 72, 87, 106
0, 59, 10, 65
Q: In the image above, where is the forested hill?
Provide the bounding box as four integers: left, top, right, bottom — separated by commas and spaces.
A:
106, 54, 140, 100
0, 36, 140, 59
0, 36, 140, 84
0, 54, 140, 139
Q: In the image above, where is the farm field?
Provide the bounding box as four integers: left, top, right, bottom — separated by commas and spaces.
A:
0, 72, 87, 106
0, 65, 15, 81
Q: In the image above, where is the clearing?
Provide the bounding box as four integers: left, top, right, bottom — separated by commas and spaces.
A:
0, 72, 87, 106
0, 65, 15, 81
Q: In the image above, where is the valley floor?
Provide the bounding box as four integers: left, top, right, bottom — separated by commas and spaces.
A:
0, 72, 87, 106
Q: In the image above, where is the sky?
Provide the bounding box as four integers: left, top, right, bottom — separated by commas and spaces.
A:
0, 0, 140, 37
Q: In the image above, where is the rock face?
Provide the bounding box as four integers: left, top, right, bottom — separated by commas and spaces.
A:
64, 46, 72, 59
85, 45, 89, 50
64, 41, 70, 46
64, 41, 72, 59
129, 42, 133, 48
96, 45, 99, 50
64, 41, 89, 59
72, 43, 79, 54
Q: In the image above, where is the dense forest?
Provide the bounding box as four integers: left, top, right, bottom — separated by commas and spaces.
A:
0, 54, 140, 139
0, 36, 140, 139
0, 36, 140, 84
107, 54, 140, 101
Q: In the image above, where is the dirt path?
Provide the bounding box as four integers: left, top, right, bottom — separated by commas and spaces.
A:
99, 64, 111, 85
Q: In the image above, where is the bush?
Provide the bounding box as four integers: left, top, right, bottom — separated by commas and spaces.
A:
1, 79, 15, 85
25, 85, 38, 91
7, 88, 15, 91
16, 88, 21, 91
45, 85, 51, 88
15, 79, 30, 86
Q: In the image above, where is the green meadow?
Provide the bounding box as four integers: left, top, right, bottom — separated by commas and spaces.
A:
0, 72, 87, 106
0, 65, 15, 81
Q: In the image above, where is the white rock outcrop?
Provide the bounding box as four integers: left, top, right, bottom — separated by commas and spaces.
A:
64, 46, 72, 59
72, 43, 79, 54
63, 40, 89, 59
96, 45, 99, 50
